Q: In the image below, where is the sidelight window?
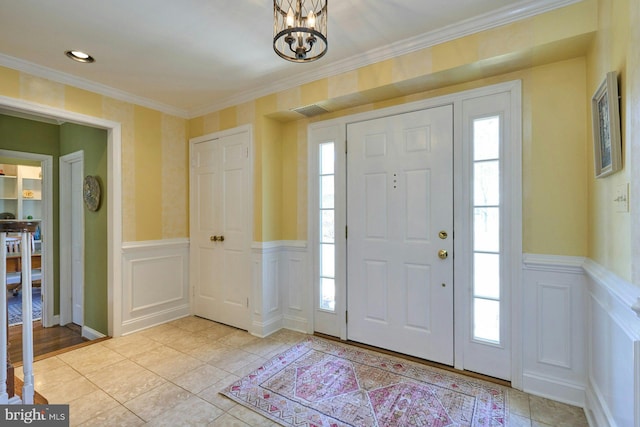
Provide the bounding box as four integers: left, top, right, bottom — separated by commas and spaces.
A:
319, 142, 335, 311
472, 116, 501, 344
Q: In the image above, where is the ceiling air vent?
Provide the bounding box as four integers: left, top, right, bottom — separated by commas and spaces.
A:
291, 104, 329, 118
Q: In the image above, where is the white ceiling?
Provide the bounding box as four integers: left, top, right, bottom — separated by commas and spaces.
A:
0, 0, 578, 117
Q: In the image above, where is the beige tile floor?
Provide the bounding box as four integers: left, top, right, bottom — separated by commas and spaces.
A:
17, 316, 589, 426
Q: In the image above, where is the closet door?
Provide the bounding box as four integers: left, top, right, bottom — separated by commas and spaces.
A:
191, 131, 250, 330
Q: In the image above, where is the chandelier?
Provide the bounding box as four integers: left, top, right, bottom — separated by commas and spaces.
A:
273, 0, 327, 62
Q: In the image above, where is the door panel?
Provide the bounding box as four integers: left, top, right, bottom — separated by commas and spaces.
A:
347, 105, 454, 364
364, 260, 388, 322
405, 264, 431, 330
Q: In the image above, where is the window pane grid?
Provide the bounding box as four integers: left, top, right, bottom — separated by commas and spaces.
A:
318, 142, 336, 312
472, 116, 501, 345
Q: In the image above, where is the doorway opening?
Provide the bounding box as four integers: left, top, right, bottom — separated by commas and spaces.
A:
0, 154, 52, 329
0, 98, 122, 342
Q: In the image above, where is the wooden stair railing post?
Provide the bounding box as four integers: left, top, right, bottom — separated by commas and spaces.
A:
20, 231, 34, 404
0, 232, 8, 403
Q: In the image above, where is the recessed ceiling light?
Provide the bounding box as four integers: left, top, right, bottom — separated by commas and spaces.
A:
65, 50, 95, 63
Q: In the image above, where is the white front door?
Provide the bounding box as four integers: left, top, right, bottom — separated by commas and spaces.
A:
191, 130, 250, 330
346, 105, 454, 364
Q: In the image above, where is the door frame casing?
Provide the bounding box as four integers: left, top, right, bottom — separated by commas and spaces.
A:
307, 80, 523, 388
0, 95, 123, 337
59, 150, 84, 327
188, 124, 254, 329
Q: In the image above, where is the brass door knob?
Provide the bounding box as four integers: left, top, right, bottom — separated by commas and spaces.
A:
210, 235, 217, 242
219, 235, 225, 242
438, 249, 448, 259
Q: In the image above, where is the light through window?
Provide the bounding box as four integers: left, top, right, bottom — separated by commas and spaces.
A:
472, 116, 501, 344
319, 142, 335, 311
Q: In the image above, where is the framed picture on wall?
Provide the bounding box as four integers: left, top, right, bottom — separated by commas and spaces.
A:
591, 71, 622, 178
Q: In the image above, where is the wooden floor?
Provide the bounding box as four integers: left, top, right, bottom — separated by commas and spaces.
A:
9, 320, 88, 364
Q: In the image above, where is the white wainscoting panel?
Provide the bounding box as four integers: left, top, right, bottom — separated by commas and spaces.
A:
522, 254, 587, 407
251, 243, 281, 337
121, 239, 190, 335
583, 259, 640, 427
281, 243, 311, 333
251, 241, 310, 337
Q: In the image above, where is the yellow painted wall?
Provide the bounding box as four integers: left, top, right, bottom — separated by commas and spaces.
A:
586, 0, 633, 281
525, 58, 589, 255
316, 58, 590, 256
630, 0, 640, 285
0, 0, 603, 256
189, 0, 597, 252
281, 121, 299, 240
134, 106, 162, 241
0, 66, 189, 242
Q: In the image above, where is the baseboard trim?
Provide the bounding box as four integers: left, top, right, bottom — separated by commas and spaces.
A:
522, 371, 585, 407
120, 305, 190, 335
585, 379, 615, 427
45, 315, 60, 328
282, 314, 310, 334
251, 316, 283, 338
81, 325, 107, 340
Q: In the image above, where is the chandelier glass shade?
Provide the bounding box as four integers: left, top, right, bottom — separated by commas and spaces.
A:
273, 0, 327, 62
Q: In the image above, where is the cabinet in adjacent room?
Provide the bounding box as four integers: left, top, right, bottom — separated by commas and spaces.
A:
0, 164, 42, 220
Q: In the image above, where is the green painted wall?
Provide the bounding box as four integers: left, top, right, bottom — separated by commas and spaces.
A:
60, 124, 108, 334
0, 114, 61, 312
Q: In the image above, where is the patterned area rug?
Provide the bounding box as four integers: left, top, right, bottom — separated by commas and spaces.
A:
222, 337, 508, 426
8, 288, 42, 325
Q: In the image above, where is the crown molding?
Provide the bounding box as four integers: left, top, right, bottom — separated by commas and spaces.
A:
0, 53, 190, 118
0, 0, 581, 119
189, 0, 582, 117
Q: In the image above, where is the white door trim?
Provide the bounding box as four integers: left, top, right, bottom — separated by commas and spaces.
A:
59, 151, 84, 326
0, 95, 123, 337
308, 80, 523, 387
0, 150, 53, 327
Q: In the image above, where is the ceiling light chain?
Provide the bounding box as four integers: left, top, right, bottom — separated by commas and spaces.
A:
273, 0, 327, 63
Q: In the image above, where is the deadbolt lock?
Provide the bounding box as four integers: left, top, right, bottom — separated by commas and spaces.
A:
438, 249, 448, 259
439, 231, 448, 240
